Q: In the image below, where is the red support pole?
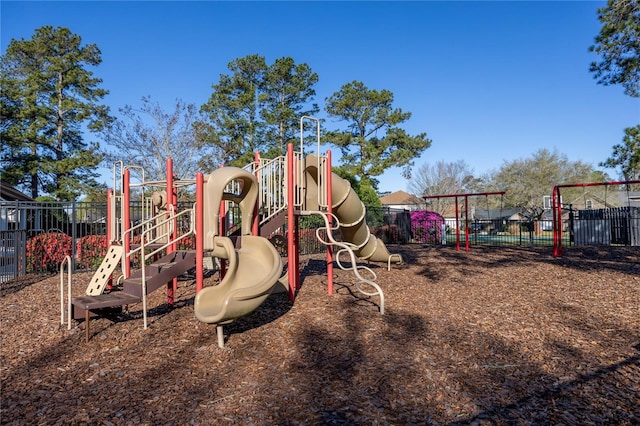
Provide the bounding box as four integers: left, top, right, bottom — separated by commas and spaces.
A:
326, 151, 334, 295
123, 169, 131, 278
166, 158, 176, 306
464, 195, 470, 252
551, 186, 562, 257
424, 191, 505, 253
287, 143, 296, 301
196, 172, 204, 293
253, 151, 260, 236
106, 189, 113, 291
455, 197, 460, 251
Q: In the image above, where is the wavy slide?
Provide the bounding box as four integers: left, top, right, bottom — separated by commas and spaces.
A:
304, 154, 402, 266
194, 167, 283, 347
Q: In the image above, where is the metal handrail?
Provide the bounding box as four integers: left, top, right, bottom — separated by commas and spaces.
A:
300, 116, 327, 209
255, 156, 287, 225
123, 206, 195, 268
59, 255, 72, 329
122, 206, 195, 329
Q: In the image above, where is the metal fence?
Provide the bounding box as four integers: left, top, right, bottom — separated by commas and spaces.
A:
1, 200, 109, 275
0, 230, 26, 284
2, 202, 638, 284
366, 207, 640, 248
573, 206, 640, 246
364, 211, 555, 247
444, 219, 557, 247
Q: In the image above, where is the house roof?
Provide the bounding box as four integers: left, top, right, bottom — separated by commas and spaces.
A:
474, 208, 523, 220
0, 181, 33, 202
380, 190, 423, 206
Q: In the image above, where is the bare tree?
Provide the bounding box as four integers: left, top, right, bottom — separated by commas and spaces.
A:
102, 96, 220, 181
408, 160, 475, 215
487, 149, 606, 219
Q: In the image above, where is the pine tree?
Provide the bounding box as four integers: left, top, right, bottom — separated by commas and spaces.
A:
0, 26, 111, 200
325, 80, 432, 188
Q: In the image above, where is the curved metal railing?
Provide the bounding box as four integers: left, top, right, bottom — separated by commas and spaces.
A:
303, 210, 384, 314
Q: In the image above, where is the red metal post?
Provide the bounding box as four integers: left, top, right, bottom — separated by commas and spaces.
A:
123, 169, 131, 278
287, 143, 296, 301
464, 195, 470, 252
326, 151, 334, 295
551, 186, 562, 257
196, 172, 204, 293
455, 197, 460, 251
423, 191, 506, 252
166, 158, 176, 305
253, 151, 260, 236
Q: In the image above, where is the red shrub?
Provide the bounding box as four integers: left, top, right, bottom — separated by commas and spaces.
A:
26, 232, 73, 272
76, 235, 109, 270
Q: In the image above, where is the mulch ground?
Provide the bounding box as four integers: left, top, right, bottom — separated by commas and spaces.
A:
1, 245, 639, 425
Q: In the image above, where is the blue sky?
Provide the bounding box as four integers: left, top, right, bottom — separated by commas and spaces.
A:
2, 1, 639, 194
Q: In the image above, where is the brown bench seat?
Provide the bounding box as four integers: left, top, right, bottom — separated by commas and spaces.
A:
71, 293, 141, 342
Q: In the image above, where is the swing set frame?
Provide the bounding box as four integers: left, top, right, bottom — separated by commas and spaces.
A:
552, 179, 640, 257
423, 191, 505, 251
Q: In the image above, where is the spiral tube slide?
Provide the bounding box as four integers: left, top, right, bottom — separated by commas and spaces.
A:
303, 155, 402, 266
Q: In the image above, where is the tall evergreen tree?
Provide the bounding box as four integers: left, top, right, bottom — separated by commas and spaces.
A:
199, 55, 319, 168
325, 81, 431, 189
200, 55, 266, 168
260, 57, 319, 157
0, 26, 110, 200
600, 125, 640, 180
589, 0, 640, 98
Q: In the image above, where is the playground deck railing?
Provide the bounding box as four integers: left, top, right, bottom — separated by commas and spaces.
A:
122, 206, 196, 277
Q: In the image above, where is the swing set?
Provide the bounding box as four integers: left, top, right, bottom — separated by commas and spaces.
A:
422, 191, 505, 251
552, 179, 640, 257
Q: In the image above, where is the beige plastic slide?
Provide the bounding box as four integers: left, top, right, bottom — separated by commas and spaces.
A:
194, 235, 282, 346
195, 167, 284, 347
304, 154, 402, 266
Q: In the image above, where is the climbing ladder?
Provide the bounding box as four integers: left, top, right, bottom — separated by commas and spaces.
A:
302, 210, 385, 314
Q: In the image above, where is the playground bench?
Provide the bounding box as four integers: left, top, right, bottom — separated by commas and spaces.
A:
71, 293, 141, 343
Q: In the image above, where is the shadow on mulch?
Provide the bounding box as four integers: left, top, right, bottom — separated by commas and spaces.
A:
0, 273, 54, 297
401, 244, 639, 279
218, 291, 293, 341
453, 347, 640, 425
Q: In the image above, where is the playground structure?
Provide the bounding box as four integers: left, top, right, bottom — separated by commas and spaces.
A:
60, 117, 402, 346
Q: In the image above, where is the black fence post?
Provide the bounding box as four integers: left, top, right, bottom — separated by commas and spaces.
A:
71, 201, 77, 272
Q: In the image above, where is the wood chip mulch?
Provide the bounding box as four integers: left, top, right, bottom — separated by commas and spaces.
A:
1, 245, 639, 425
